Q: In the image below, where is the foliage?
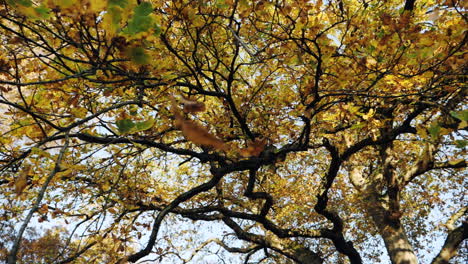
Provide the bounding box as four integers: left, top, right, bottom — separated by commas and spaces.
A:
0, 0, 466, 263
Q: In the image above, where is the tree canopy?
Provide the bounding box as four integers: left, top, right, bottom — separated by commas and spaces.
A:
0, 0, 466, 263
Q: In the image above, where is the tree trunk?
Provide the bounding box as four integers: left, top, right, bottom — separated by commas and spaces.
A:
368, 201, 419, 264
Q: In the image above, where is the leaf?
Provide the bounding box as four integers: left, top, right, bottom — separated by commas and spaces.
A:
239, 138, 267, 157
102, 183, 111, 191
116, 119, 135, 134
179, 119, 227, 151
34, 5, 50, 19
38, 204, 49, 214
90, 0, 107, 11
416, 125, 428, 139
30, 147, 51, 159
134, 118, 155, 132
454, 140, 467, 149
15, 165, 31, 196
448, 159, 465, 166
180, 96, 206, 113
428, 123, 441, 138
7, 0, 32, 7
351, 122, 366, 130
125, 15, 153, 34
170, 95, 226, 150
153, 24, 162, 36
108, 0, 128, 8
450, 110, 468, 121
134, 2, 153, 16
108, 6, 123, 24
126, 46, 149, 64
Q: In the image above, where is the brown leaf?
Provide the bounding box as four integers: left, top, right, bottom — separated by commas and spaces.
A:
180, 119, 226, 150
180, 96, 206, 113
170, 94, 226, 150
170, 94, 184, 126
38, 204, 49, 214
239, 138, 267, 157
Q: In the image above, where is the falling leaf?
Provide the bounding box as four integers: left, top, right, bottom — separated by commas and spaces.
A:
239, 138, 267, 157
180, 96, 206, 113
170, 95, 226, 150
170, 95, 184, 128
179, 119, 227, 150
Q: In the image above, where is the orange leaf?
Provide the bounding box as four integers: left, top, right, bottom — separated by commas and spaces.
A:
38, 204, 49, 214
180, 119, 226, 150
170, 94, 226, 150
170, 95, 184, 128
239, 138, 266, 157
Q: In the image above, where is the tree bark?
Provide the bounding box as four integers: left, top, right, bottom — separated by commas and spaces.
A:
368, 200, 419, 264
291, 246, 323, 264
431, 222, 467, 264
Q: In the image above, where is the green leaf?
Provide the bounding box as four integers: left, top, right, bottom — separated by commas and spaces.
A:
454, 140, 467, 149
134, 2, 153, 16
450, 110, 468, 121
108, 0, 128, 8
116, 119, 135, 134
116, 118, 154, 134
7, 0, 32, 7
153, 24, 161, 36
34, 6, 51, 19
125, 16, 153, 34
134, 118, 155, 132
108, 6, 123, 26
127, 46, 149, 65
351, 122, 366, 130
428, 123, 441, 138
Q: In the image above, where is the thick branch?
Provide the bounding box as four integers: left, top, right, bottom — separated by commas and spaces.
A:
404, 0, 416, 11
125, 168, 226, 262
244, 169, 274, 217
431, 222, 467, 264
314, 139, 362, 264
222, 217, 323, 264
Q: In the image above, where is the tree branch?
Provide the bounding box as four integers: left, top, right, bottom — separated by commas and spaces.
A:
7, 135, 70, 264
404, 0, 416, 11
431, 222, 467, 264
125, 167, 226, 263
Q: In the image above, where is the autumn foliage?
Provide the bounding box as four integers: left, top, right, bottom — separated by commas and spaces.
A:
0, 0, 466, 264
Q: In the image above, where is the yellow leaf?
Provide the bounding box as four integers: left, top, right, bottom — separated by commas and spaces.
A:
70, 107, 87, 118
448, 159, 465, 166
89, 0, 107, 12
15, 165, 31, 196
102, 183, 111, 191
416, 125, 428, 139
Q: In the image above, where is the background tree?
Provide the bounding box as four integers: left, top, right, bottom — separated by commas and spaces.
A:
0, 0, 466, 263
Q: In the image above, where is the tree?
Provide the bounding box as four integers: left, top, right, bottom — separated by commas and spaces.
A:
0, 0, 466, 263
